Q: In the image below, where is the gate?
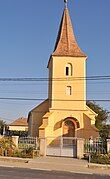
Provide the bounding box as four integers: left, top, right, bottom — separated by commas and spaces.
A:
46, 137, 77, 158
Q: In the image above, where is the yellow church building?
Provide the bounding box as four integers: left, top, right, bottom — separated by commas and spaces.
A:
28, 1, 99, 143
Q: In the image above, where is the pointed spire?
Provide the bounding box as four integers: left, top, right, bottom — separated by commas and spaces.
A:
52, 6, 86, 57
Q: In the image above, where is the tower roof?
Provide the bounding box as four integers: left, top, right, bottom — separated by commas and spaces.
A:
52, 7, 86, 57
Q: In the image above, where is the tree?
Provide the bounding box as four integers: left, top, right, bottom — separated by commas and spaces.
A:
100, 124, 110, 139
87, 101, 110, 139
0, 136, 16, 156
0, 119, 6, 135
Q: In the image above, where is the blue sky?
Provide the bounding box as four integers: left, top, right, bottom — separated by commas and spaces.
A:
0, 0, 110, 123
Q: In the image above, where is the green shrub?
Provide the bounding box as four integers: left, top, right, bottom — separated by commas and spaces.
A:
91, 153, 110, 165
20, 148, 40, 158
13, 150, 23, 158
33, 150, 40, 157
20, 147, 34, 158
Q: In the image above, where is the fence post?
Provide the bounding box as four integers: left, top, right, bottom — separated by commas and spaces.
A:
77, 138, 85, 159
107, 139, 110, 153
39, 138, 46, 156
12, 136, 19, 148
35, 137, 38, 149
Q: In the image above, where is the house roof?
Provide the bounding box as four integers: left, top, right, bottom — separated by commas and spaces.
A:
52, 7, 86, 57
9, 117, 28, 126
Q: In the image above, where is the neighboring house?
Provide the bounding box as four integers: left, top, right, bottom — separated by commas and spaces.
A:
9, 117, 28, 132
28, 2, 99, 139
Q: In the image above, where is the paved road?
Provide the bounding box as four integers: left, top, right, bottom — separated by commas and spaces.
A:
0, 167, 109, 179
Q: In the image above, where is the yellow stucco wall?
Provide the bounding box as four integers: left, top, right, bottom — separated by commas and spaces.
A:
48, 56, 87, 110
82, 113, 99, 139
39, 107, 98, 139
28, 99, 49, 137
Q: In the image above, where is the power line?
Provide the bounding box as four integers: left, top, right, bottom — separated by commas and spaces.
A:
1, 90, 110, 94
0, 97, 110, 102
0, 75, 110, 81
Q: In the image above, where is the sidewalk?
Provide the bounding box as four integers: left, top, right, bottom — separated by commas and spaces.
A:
0, 156, 110, 176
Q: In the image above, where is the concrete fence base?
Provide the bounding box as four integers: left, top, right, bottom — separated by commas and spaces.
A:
77, 138, 85, 159
39, 138, 46, 156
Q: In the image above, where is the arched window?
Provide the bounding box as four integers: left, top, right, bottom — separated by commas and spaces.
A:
65, 63, 72, 76
66, 86, 72, 95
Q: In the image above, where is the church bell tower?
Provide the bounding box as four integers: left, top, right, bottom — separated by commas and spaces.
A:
48, 1, 87, 112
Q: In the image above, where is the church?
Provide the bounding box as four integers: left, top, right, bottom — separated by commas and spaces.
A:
28, 1, 99, 140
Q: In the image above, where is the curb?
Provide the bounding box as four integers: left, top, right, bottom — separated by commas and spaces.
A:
88, 163, 110, 169
0, 156, 30, 163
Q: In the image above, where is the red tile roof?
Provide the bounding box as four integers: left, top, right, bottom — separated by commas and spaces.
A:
9, 117, 28, 126
52, 7, 86, 57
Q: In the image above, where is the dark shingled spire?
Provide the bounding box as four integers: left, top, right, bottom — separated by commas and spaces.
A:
52, 7, 86, 57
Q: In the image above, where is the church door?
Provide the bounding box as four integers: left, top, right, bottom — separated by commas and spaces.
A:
63, 120, 75, 137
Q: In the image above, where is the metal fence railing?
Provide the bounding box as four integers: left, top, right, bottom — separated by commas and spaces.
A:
84, 138, 107, 154
18, 137, 39, 150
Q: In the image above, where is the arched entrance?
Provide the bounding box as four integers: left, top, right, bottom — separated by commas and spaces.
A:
62, 117, 79, 137
46, 117, 79, 157
63, 120, 75, 137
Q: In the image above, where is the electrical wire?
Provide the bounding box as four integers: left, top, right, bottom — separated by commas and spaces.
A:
0, 75, 110, 81
0, 97, 110, 102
